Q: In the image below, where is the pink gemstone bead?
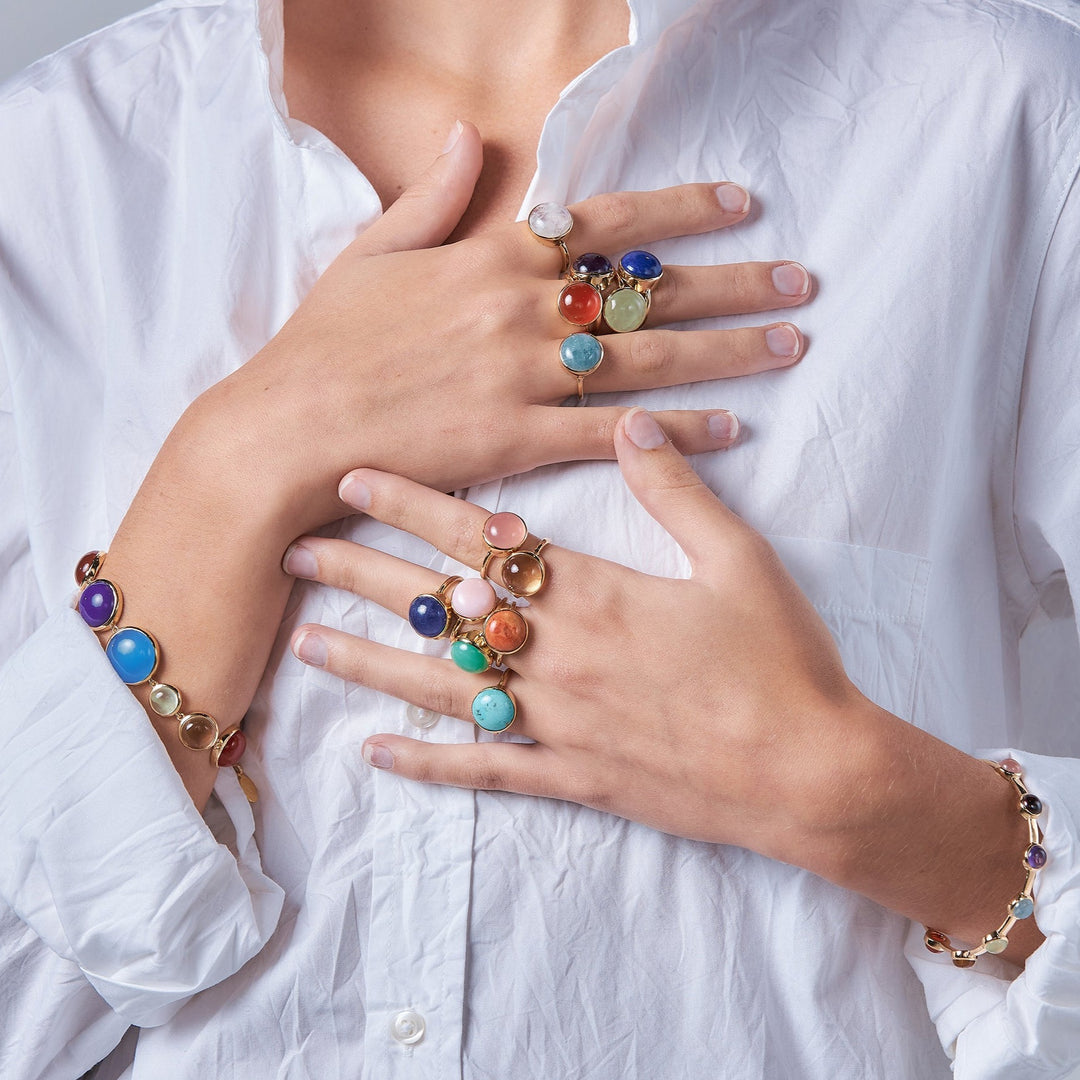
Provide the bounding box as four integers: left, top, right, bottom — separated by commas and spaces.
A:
1000, 757, 1022, 775
483, 512, 528, 552
451, 577, 497, 620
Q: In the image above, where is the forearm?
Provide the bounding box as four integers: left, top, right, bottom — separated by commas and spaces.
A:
788, 698, 1043, 963
99, 396, 301, 810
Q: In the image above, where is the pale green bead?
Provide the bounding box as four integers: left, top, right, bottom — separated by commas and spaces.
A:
603, 288, 648, 333
149, 682, 181, 716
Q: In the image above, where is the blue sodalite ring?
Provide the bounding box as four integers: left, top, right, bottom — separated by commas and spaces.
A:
408, 575, 463, 639
617, 249, 664, 293
559, 333, 605, 399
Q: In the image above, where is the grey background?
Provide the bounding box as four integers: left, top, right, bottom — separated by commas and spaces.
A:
0, 0, 146, 84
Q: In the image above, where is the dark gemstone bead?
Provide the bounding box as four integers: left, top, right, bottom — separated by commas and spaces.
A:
217, 729, 247, 768
78, 579, 119, 628
409, 594, 448, 638
1020, 793, 1043, 817
572, 252, 613, 276
75, 550, 102, 585
620, 249, 663, 280
1025, 843, 1048, 870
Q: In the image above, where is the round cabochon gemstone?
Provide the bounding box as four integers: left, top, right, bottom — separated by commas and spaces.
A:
620, 249, 663, 281
528, 202, 573, 240
484, 607, 528, 654
1000, 757, 1022, 775
149, 682, 182, 716
603, 288, 648, 333
78, 579, 119, 629
409, 594, 449, 638
560, 333, 604, 375
472, 687, 516, 732
75, 550, 102, 586
483, 512, 528, 552
983, 934, 1009, 954
1020, 793, 1043, 817
1025, 843, 1048, 869
558, 282, 603, 326
451, 577, 497, 620
105, 627, 158, 684
1010, 895, 1035, 919
216, 729, 247, 768
501, 551, 545, 597
178, 712, 219, 751
572, 252, 613, 276
451, 639, 490, 674
923, 930, 949, 953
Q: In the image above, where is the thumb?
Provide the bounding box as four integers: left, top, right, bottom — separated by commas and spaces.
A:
352, 120, 483, 256
614, 407, 743, 568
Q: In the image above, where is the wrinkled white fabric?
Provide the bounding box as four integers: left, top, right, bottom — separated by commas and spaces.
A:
1, 0, 1079, 1077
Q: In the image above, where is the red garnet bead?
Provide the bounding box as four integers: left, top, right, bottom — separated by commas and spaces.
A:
76, 550, 103, 585
558, 282, 603, 326
217, 729, 247, 768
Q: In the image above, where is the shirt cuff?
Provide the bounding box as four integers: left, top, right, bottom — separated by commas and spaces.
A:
906, 748, 1080, 1078
0, 607, 283, 1027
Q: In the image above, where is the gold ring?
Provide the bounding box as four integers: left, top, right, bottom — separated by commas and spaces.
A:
567, 252, 616, 291
471, 669, 517, 732
559, 333, 604, 400
408, 574, 462, 639
527, 202, 573, 276
480, 512, 550, 598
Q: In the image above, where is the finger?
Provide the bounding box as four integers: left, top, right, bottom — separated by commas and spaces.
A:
350, 120, 483, 257
291, 624, 503, 725
360, 737, 567, 802
568, 323, 803, 397
527, 406, 741, 467
613, 407, 744, 567
648, 261, 812, 324
559, 182, 752, 257
283, 538, 444, 619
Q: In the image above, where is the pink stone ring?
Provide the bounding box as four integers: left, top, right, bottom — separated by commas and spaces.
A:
527, 202, 573, 276
480, 512, 550, 598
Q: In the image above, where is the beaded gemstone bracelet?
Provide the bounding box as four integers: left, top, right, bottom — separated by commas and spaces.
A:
923, 758, 1044, 967
74, 551, 258, 803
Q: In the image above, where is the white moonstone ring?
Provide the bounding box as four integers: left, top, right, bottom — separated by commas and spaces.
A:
527, 202, 573, 275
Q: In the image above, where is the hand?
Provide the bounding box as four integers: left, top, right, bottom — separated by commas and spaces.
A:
198, 122, 811, 533
286, 409, 1041, 956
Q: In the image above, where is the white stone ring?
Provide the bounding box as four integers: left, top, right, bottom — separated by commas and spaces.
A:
527, 202, 573, 275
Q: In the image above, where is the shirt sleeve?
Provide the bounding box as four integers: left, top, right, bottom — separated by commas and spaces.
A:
0, 339, 284, 1071
903, 170, 1080, 1078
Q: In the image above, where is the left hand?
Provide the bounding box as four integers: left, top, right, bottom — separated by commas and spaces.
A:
284, 407, 883, 870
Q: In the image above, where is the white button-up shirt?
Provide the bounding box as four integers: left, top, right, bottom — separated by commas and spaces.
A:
2, 0, 1080, 1077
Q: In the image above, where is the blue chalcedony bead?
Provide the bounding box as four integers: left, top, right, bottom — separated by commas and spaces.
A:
106, 627, 158, 684
620, 249, 663, 281
78, 580, 119, 628
409, 594, 448, 638
1010, 895, 1035, 920
472, 687, 516, 732
572, 252, 613, 276
560, 333, 604, 374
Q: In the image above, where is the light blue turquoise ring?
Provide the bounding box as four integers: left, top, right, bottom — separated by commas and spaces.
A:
472, 674, 517, 732
559, 333, 604, 400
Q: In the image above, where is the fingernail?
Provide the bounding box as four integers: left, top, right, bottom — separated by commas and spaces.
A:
625, 408, 666, 450
707, 410, 740, 442
772, 262, 810, 297
364, 742, 395, 770
442, 120, 465, 154
293, 629, 328, 668
715, 182, 750, 214
339, 473, 371, 511
765, 323, 801, 358
283, 542, 319, 579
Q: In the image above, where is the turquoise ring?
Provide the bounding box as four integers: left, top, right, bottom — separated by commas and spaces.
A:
559, 333, 604, 399
472, 670, 517, 732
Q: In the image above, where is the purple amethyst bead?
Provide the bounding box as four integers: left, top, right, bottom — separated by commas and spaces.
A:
78, 579, 119, 629
1020, 793, 1043, 817
572, 252, 613, 277
1025, 843, 1048, 870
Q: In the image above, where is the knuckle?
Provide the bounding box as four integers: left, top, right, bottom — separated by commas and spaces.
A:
628, 333, 673, 380
423, 672, 462, 720
464, 751, 504, 791
590, 192, 639, 236
728, 263, 756, 304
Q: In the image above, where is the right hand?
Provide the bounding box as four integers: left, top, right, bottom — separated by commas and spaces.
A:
195, 121, 811, 534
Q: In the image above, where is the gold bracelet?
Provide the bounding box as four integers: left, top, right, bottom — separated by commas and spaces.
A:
923, 758, 1044, 967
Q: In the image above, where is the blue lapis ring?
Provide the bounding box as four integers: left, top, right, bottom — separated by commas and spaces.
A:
617, 249, 664, 293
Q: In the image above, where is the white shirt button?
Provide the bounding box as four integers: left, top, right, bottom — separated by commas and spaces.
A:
406, 704, 440, 730
390, 1009, 426, 1046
